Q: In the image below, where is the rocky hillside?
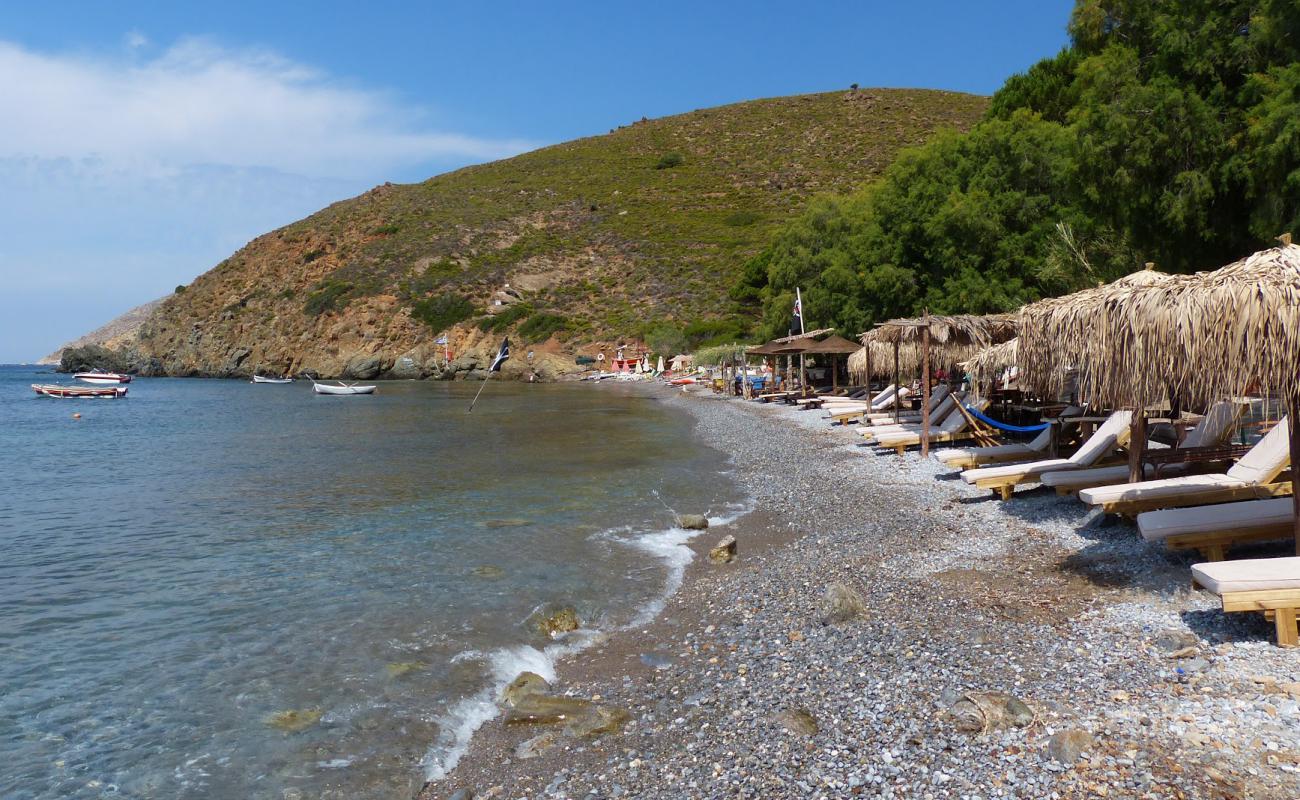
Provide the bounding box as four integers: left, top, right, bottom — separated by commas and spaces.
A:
40, 297, 162, 364
110, 88, 987, 378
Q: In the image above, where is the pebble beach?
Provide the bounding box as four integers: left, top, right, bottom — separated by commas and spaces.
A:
426, 385, 1300, 800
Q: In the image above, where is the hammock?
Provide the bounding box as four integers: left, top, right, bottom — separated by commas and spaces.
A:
964, 404, 1049, 433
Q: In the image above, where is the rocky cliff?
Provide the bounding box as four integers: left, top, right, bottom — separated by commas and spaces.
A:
84, 89, 989, 378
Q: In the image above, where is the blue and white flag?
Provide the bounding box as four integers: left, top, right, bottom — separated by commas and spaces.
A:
489, 338, 510, 372
435, 335, 448, 345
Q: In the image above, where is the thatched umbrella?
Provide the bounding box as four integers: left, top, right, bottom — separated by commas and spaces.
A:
1085, 239, 1300, 551
867, 314, 1018, 455
802, 333, 862, 390
963, 337, 1019, 394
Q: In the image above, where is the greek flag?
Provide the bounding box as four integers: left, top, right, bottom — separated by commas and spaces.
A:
489, 338, 510, 372
789, 294, 803, 336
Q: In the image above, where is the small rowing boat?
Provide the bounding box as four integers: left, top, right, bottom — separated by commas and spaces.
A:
311, 379, 376, 395
33, 383, 128, 398
251, 375, 294, 384
74, 369, 132, 385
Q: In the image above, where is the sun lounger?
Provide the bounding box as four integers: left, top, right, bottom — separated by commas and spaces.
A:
1192, 557, 1300, 646
961, 411, 1133, 500
933, 405, 1088, 469
824, 386, 912, 425
865, 384, 950, 424
1077, 418, 1292, 515
1137, 496, 1293, 561
874, 399, 995, 454
859, 392, 964, 441
1041, 400, 1241, 495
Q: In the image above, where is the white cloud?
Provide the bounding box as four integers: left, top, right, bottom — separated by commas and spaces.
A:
0, 37, 536, 179
124, 30, 148, 50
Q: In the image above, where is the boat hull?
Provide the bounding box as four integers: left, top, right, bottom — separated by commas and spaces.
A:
74, 372, 132, 384
312, 383, 376, 395
251, 376, 294, 384
33, 384, 128, 398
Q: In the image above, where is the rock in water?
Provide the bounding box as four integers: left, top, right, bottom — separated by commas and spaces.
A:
708, 535, 737, 564
822, 582, 868, 623
505, 694, 596, 726
947, 692, 1035, 732
1047, 728, 1094, 764
265, 708, 324, 732
773, 708, 819, 736
533, 607, 580, 637
676, 514, 710, 530
500, 672, 552, 708
470, 565, 505, 579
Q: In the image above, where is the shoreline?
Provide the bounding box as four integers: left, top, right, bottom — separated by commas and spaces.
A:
422, 386, 1300, 799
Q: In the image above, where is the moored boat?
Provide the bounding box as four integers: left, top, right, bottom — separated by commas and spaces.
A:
251, 375, 294, 384
74, 369, 132, 385
33, 383, 128, 398
311, 380, 376, 395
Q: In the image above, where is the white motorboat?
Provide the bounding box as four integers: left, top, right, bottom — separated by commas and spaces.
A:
74, 369, 132, 385
251, 375, 294, 384
311, 380, 376, 395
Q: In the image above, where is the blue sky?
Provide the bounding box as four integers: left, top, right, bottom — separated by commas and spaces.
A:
0, 1, 1074, 362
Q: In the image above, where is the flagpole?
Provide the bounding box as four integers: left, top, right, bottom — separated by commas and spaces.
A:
796, 287, 807, 391
467, 370, 494, 413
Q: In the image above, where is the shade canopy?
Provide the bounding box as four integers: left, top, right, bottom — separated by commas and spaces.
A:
1015, 266, 1170, 398
867, 313, 1017, 347
1080, 242, 1300, 406
801, 333, 862, 354
963, 337, 1019, 389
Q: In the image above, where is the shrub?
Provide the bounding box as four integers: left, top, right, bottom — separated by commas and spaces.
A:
303, 280, 355, 316
685, 318, 749, 349
409, 293, 476, 333
640, 322, 687, 355
478, 302, 533, 333
654, 152, 684, 170
174, 284, 187, 294
723, 210, 761, 227
372, 224, 401, 235
301, 248, 325, 264
518, 312, 569, 343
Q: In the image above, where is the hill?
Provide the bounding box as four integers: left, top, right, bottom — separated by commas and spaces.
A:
119, 88, 987, 378
40, 297, 163, 364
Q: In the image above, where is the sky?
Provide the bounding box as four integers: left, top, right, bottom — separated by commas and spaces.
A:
0, 0, 1074, 362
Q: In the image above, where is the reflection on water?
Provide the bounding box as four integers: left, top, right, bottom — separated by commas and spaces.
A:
0, 368, 742, 799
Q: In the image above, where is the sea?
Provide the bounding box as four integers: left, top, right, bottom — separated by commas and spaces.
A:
0, 365, 745, 799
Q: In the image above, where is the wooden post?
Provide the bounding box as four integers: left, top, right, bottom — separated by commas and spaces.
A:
1128, 407, 1147, 484
832, 355, 839, 391
864, 345, 872, 393
1290, 395, 1300, 556
921, 317, 932, 457
892, 340, 901, 424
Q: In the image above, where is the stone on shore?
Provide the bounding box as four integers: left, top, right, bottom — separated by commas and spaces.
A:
504, 693, 630, 739
1047, 728, 1094, 764
500, 672, 551, 708
708, 535, 737, 563
822, 581, 868, 623
947, 692, 1035, 732
772, 708, 819, 736
677, 514, 710, 530
514, 732, 558, 760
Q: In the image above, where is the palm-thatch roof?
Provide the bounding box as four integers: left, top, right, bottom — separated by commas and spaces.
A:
1082, 242, 1300, 406
962, 337, 1019, 389
849, 314, 1017, 381
1015, 266, 1171, 399
801, 334, 862, 354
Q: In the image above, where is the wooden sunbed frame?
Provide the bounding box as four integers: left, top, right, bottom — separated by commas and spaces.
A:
942, 445, 1047, 470
1165, 521, 1294, 562
1099, 480, 1294, 516
879, 403, 999, 455
968, 415, 1131, 500
1193, 577, 1300, 647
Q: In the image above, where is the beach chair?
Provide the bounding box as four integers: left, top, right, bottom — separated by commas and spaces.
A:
859, 391, 964, 441
1040, 400, 1241, 495
1192, 557, 1300, 647
933, 405, 1087, 469
874, 399, 996, 455
1077, 418, 1292, 515
961, 411, 1133, 501
865, 384, 951, 424
824, 386, 912, 425
1137, 496, 1293, 561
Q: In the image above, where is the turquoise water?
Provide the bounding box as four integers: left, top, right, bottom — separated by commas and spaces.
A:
0, 366, 743, 799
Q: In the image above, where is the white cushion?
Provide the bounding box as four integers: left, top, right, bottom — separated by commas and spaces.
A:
1040, 464, 1147, 488
1192, 556, 1300, 594
1069, 411, 1132, 464
1182, 401, 1238, 448
962, 458, 1076, 484
869, 384, 896, 406
1078, 473, 1244, 506
1226, 417, 1290, 484
1138, 497, 1294, 542
936, 443, 1036, 464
